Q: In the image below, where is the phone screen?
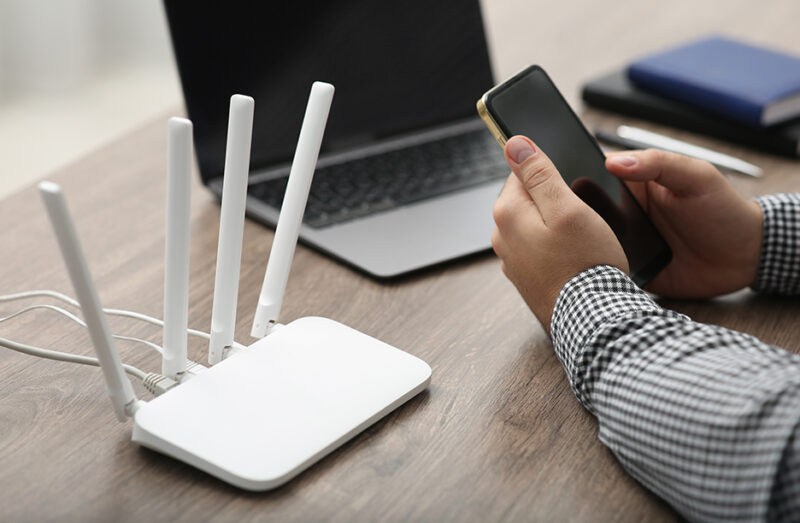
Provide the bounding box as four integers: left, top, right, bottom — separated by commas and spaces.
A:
484, 66, 671, 286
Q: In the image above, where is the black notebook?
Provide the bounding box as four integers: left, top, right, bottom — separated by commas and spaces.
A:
582, 69, 800, 158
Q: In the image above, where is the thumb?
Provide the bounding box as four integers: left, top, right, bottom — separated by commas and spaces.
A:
504, 136, 573, 221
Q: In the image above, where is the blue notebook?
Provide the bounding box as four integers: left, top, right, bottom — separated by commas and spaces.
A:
628, 36, 800, 127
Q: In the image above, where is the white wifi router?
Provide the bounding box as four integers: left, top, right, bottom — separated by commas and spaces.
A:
133, 317, 429, 490
39, 81, 431, 490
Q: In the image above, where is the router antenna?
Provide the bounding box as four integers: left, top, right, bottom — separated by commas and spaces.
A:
208, 94, 254, 364
251, 82, 334, 338
39, 181, 140, 421
162, 117, 192, 379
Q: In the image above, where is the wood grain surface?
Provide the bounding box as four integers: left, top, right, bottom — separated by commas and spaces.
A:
1, 1, 799, 521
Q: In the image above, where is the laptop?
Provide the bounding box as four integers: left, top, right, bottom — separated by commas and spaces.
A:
162, 0, 506, 278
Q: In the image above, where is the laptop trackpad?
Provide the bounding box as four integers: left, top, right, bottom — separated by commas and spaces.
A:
301, 180, 504, 277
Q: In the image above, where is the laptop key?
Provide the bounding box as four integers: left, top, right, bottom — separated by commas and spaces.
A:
250, 129, 506, 228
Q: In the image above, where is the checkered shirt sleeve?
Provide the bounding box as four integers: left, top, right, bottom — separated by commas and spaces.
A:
752, 194, 800, 295
551, 265, 800, 522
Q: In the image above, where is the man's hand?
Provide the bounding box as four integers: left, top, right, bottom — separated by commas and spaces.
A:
492, 136, 628, 332
605, 150, 763, 298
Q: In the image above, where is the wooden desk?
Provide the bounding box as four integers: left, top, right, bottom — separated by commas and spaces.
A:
2, 1, 799, 520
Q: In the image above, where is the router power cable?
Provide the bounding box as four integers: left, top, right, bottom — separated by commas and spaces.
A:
0, 297, 217, 396
0, 303, 163, 355
0, 334, 182, 396
0, 290, 247, 351
0, 335, 147, 379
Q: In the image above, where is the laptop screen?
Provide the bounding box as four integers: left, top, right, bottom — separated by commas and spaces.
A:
163, 0, 494, 182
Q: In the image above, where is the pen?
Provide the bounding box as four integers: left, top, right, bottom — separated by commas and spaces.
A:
594, 125, 763, 178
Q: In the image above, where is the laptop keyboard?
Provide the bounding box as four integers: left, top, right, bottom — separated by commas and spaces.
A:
248, 129, 508, 228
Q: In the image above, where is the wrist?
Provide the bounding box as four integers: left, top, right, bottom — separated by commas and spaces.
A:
743, 199, 764, 288
531, 262, 628, 336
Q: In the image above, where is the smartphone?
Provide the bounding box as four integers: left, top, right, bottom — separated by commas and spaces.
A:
477, 65, 671, 286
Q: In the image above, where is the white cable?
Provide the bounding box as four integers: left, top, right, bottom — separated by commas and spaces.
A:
107, 334, 162, 355
0, 336, 147, 380
0, 289, 80, 306
0, 335, 180, 397
0, 290, 247, 350
0, 303, 163, 355
0, 293, 218, 397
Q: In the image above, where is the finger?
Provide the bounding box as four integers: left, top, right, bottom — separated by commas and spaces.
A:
493, 173, 543, 233
605, 149, 719, 196
621, 178, 648, 211
504, 136, 574, 224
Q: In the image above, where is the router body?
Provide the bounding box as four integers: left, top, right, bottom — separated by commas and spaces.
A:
40, 83, 432, 492
132, 317, 431, 490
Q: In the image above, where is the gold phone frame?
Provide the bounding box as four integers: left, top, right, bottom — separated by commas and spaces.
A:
476, 93, 509, 148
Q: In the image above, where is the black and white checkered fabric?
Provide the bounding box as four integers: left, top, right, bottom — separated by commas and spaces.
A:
549, 195, 800, 522
753, 193, 800, 295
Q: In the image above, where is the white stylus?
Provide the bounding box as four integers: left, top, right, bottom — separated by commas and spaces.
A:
616, 125, 763, 178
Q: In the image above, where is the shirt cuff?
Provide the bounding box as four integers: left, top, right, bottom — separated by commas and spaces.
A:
549, 265, 678, 411
753, 194, 800, 295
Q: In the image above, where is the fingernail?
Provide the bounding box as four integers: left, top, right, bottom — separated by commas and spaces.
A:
610, 155, 637, 167
506, 137, 537, 164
